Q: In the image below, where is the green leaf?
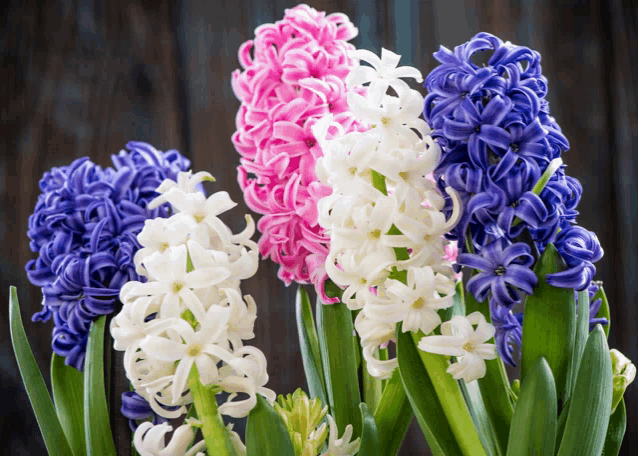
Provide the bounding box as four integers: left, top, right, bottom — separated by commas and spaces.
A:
506, 357, 557, 456
602, 398, 626, 456
9, 287, 75, 456
359, 403, 380, 456
465, 288, 513, 456
52, 353, 85, 456
316, 281, 362, 439
189, 364, 235, 456
452, 284, 501, 456
593, 285, 611, 338
374, 368, 413, 456
567, 290, 589, 400
296, 285, 328, 406
84, 316, 116, 456
557, 325, 613, 456
246, 394, 295, 456
459, 379, 501, 456
521, 243, 576, 402
407, 329, 487, 456
396, 326, 464, 456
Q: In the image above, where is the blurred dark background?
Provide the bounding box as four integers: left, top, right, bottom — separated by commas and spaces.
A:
1, 0, 636, 454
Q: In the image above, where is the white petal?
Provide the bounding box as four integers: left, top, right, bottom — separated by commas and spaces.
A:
171, 357, 195, 404
418, 335, 465, 356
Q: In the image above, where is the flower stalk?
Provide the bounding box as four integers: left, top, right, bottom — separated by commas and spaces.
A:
187, 365, 234, 456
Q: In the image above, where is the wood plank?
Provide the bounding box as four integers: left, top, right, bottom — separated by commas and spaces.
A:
607, 0, 638, 449
1, 1, 185, 453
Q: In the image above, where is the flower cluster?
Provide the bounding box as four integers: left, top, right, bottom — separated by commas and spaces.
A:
133, 419, 245, 456
110, 171, 275, 453
25, 142, 190, 370
314, 49, 494, 382
231, 4, 365, 302
424, 33, 605, 364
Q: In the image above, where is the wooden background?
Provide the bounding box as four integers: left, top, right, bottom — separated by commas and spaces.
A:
1, 0, 636, 454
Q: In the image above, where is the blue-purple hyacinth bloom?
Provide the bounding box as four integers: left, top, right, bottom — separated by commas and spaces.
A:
425, 32, 605, 364
25, 141, 190, 370
459, 240, 537, 309
121, 391, 170, 431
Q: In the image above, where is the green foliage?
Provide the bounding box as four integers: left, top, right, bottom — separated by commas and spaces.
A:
521, 244, 576, 402
9, 286, 74, 456
84, 316, 116, 456
506, 357, 557, 456
51, 353, 85, 456
247, 395, 295, 456
556, 326, 613, 456
316, 282, 362, 439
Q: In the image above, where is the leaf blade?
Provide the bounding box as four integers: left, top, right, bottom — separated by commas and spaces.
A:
316, 282, 362, 439
464, 287, 513, 456
602, 398, 626, 456
557, 325, 613, 456
521, 243, 576, 402
9, 286, 75, 456
296, 285, 328, 406
51, 353, 85, 456
84, 316, 116, 456
373, 368, 412, 456
246, 395, 295, 456
396, 326, 464, 456
359, 403, 380, 456
506, 357, 557, 456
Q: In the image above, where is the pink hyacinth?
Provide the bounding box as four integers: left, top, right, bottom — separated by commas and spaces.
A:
231, 4, 364, 302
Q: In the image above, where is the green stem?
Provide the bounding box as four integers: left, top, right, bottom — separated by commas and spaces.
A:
362, 350, 384, 412
512, 157, 563, 227
188, 365, 233, 456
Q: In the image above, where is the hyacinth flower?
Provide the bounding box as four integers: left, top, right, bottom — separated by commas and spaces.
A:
417, 32, 634, 456
307, 47, 502, 456
25, 141, 190, 370
424, 32, 608, 366
109, 170, 360, 456
231, 4, 364, 303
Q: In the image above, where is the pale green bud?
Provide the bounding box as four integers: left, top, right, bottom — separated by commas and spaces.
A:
610, 348, 636, 413
274, 388, 328, 456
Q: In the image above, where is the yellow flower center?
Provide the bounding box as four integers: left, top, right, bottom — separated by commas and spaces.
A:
381, 117, 391, 126
463, 341, 475, 352
412, 297, 425, 309
368, 229, 382, 240
349, 166, 357, 176
159, 242, 169, 252
399, 171, 409, 181
193, 213, 206, 223
172, 281, 185, 294
187, 344, 202, 357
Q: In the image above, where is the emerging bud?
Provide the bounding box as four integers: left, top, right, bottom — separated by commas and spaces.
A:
274, 389, 328, 456
610, 348, 636, 413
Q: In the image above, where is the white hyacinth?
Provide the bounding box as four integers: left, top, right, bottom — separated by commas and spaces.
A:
314, 48, 493, 382
111, 170, 274, 454
418, 312, 497, 383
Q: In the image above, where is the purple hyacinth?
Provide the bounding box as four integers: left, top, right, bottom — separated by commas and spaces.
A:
121, 391, 170, 431
458, 240, 538, 309
425, 32, 604, 365
25, 141, 190, 370
489, 298, 523, 366
546, 225, 603, 291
